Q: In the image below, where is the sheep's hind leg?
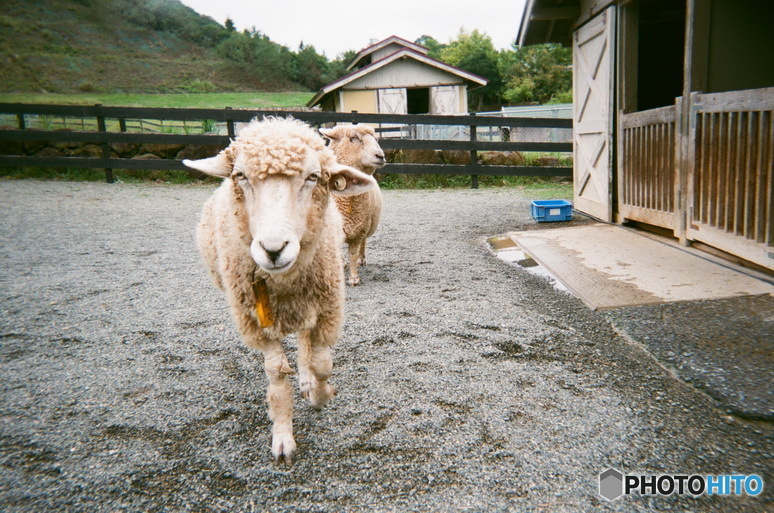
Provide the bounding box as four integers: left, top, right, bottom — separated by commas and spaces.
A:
298, 330, 337, 411
263, 345, 297, 463
347, 241, 361, 286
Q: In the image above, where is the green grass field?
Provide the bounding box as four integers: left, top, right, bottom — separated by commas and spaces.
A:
379, 174, 572, 196
0, 92, 315, 109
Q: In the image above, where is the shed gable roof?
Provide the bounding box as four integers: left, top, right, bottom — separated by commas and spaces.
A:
307, 48, 488, 108
347, 35, 429, 71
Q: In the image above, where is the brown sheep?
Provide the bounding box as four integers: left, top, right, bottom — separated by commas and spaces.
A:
320, 124, 386, 285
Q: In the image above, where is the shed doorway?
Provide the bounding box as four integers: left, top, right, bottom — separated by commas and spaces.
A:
407, 88, 430, 114
634, 1, 686, 111
617, 0, 686, 233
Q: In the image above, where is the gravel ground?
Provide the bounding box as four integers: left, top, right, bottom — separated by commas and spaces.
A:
0, 180, 770, 512
608, 295, 773, 421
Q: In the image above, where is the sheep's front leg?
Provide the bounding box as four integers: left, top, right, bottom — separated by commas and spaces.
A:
358, 238, 367, 266
263, 345, 297, 463
347, 241, 361, 286
298, 328, 337, 411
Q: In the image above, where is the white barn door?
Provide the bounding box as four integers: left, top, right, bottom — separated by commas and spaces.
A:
430, 86, 460, 114
377, 88, 407, 137
378, 88, 407, 114
573, 7, 615, 221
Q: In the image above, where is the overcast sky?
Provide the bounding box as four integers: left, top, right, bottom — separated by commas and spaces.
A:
179, 0, 527, 58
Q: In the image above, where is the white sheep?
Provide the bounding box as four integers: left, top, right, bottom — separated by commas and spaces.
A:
183, 117, 376, 463
320, 124, 386, 286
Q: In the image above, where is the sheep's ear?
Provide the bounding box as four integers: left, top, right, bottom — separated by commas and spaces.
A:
329, 164, 377, 196
182, 153, 231, 177
319, 126, 344, 142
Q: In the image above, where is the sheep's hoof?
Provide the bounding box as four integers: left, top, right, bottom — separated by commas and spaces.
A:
272, 433, 296, 465
347, 276, 361, 286
309, 382, 337, 411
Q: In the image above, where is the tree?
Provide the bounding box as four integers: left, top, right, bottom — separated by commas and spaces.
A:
414, 35, 445, 59
499, 43, 572, 104
326, 50, 358, 84
224, 17, 236, 32
292, 44, 330, 91
440, 29, 503, 110
216, 31, 294, 89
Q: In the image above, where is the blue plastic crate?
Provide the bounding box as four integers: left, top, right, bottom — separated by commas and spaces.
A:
531, 199, 573, 222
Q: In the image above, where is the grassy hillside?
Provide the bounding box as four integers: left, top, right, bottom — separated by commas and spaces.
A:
0, 92, 314, 109
0, 0, 299, 94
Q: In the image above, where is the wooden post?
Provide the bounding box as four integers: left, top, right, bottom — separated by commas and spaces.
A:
16, 113, 25, 130
95, 104, 114, 183
225, 107, 235, 138
469, 113, 479, 189
677, 93, 700, 247
119, 117, 127, 132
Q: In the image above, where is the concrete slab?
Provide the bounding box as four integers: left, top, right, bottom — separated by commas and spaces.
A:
509, 224, 773, 310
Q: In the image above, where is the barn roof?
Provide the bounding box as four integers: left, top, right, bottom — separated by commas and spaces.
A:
306, 48, 488, 109
346, 35, 429, 71
517, 0, 581, 47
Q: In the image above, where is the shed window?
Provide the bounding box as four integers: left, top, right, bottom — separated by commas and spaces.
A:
406, 88, 430, 114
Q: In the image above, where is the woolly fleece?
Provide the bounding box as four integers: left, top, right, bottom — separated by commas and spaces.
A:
194, 117, 359, 463
323, 124, 385, 285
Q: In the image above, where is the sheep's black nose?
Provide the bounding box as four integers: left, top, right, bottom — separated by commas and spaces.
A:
261, 241, 288, 264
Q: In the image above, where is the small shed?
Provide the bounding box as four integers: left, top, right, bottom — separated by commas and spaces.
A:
519, 0, 774, 270
307, 36, 488, 115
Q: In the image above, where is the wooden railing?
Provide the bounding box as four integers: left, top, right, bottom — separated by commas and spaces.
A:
688, 88, 774, 267
0, 103, 572, 186
619, 105, 678, 229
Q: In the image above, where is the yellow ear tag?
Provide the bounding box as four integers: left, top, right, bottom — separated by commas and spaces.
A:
251, 277, 274, 328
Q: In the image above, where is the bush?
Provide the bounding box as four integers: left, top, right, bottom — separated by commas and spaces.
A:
181, 79, 217, 93
200, 119, 216, 133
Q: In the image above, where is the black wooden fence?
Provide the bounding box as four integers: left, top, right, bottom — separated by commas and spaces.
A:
0, 103, 572, 186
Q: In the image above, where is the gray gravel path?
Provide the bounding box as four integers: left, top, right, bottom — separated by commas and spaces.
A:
0, 180, 770, 512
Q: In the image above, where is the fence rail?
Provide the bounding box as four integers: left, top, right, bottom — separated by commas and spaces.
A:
0, 103, 572, 185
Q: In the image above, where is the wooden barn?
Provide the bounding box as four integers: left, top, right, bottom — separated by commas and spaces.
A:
307, 36, 488, 115
519, 0, 774, 270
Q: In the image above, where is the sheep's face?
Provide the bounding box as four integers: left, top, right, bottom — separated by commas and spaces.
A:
237, 149, 327, 274
321, 126, 386, 172
351, 129, 386, 171
185, 140, 376, 275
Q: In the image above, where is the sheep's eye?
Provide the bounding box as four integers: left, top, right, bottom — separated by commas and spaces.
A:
349, 136, 360, 144
306, 172, 321, 183
233, 171, 246, 181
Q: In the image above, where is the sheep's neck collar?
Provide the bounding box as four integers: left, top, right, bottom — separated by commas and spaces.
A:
251, 267, 274, 328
